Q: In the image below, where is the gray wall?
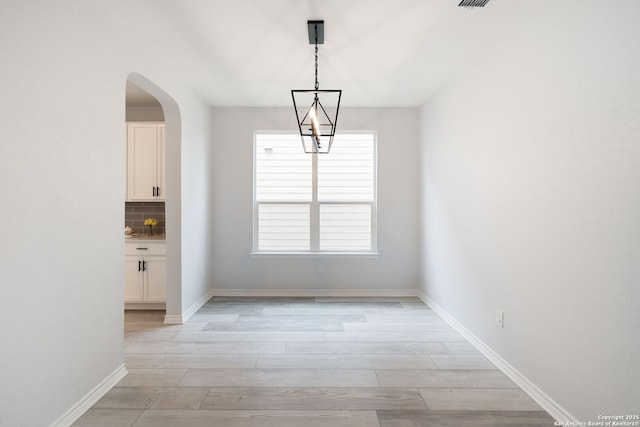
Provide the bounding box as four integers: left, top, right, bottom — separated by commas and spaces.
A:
418, 0, 640, 420
125, 202, 166, 236
126, 106, 165, 122
210, 107, 419, 294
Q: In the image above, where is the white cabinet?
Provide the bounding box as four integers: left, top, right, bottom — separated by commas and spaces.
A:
127, 122, 165, 201
124, 241, 166, 304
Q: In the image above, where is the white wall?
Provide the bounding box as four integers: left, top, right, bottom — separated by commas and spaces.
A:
419, 0, 640, 421
0, 1, 216, 425
180, 103, 216, 313
210, 107, 419, 294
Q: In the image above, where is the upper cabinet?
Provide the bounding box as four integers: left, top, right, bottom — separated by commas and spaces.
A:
127, 122, 165, 201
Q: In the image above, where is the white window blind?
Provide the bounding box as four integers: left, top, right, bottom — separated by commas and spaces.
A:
255, 135, 311, 201
254, 132, 376, 253
318, 134, 375, 202
258, 204, 310, 251
319, 204, 372, 251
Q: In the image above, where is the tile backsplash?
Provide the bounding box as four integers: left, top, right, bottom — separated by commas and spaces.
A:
125, 202, 165, 235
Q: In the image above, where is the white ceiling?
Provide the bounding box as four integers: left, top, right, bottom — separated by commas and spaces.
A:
129, 0, 523, 108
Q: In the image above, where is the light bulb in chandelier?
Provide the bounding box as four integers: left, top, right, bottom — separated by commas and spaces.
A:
308, 106, 322, 148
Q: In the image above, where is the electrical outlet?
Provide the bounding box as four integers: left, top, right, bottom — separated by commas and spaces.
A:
496, 309, 504, 328
318, 264, 325, 273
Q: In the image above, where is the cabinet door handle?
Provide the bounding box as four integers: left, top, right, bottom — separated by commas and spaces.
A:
152, 186, 156, 197
142, 260, 147, 271
136, 247, 148, 250
138, 261, 142, 272
156, 187, 160, 197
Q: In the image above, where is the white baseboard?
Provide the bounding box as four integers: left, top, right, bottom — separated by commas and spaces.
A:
418, 291, 575, 423
211, 289, 419, 298
163, 314, 183, 324
164, 289, 216, 324
51, 364, 127, 427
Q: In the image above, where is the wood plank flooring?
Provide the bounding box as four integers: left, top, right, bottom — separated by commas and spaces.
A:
74, 297, 555, 426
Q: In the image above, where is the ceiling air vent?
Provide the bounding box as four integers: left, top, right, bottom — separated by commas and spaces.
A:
458, 0, 491, 7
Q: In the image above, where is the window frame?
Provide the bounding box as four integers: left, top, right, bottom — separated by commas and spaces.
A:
252, 131, 378, 256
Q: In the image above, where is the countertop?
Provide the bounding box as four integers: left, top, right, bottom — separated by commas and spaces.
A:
125, 234, 166, 242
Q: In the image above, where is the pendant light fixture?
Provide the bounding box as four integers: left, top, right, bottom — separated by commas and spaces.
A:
291, 20, 342, 154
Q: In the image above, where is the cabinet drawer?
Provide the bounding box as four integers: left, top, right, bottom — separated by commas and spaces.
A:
125, 242, 166, 256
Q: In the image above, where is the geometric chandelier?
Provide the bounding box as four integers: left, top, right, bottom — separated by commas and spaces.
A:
291, 20, 342, 154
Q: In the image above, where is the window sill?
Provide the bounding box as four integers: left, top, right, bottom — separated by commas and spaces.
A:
250, 252, 381, 259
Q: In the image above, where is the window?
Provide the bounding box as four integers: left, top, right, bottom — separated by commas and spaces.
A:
254, 132, 376, 253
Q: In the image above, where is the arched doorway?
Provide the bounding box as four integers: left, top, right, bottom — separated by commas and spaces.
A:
125, 73, 182, 323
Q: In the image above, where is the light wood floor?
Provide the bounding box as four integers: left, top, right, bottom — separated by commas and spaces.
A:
74, 297, 555, 426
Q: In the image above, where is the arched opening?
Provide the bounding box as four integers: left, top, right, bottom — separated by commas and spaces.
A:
125, 73, 182, 323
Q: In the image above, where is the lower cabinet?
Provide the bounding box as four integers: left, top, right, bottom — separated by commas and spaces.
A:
125, 241, 166, 304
